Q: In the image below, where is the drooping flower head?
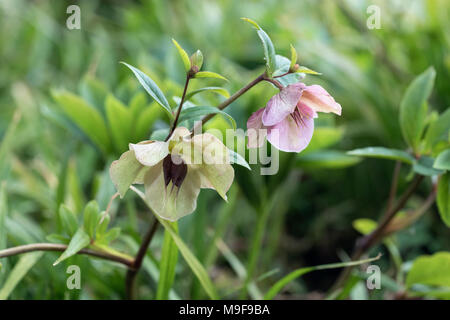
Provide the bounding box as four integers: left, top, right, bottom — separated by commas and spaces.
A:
247, 82, 341, 153
110, 127, 234, 221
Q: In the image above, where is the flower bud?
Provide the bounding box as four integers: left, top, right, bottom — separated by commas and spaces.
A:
190, 50, 203, 70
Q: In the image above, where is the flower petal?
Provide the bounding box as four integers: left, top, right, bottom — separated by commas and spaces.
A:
109, 150, 148, 197
198, 163, 234, 201
130, 140, 169, 166
267, 105, 314, 153
246, 107, 267, 148
301, 85, 342, 115
169, 126, 191, 142
262, 82, 305, 126
144, 162, 201, 221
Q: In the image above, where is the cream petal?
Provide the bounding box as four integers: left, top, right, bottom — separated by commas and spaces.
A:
109, 150, 148, 197
144, 162, 202, 221
198, 163, 234, 200
262, 82, 305, 126
301, 85, 342, 115
130, 140, 169, 166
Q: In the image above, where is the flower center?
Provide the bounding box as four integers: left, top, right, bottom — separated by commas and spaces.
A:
290, 108, 306, 127
163, 154, 188, 188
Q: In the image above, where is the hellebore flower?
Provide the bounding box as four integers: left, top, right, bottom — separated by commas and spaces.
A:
247, 82, 341, 153
110, 127, 234, 221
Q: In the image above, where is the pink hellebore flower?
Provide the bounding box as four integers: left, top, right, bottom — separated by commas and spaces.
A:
247, 82, 341, 153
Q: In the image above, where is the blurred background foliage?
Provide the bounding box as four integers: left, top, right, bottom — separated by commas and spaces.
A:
0, 0, 448, 299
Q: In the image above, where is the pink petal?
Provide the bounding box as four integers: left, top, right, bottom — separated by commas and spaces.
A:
267, 105, 314, 153
301, 85, 342, 115
262, 82, 305, 126
246, 107, 267, 148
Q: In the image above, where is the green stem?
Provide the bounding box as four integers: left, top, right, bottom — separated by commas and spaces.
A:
240, 202, 271, 299
166, 74, 191, 141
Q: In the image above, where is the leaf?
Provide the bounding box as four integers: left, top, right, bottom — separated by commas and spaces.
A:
131, 187, 218, 299
263, 254, 381, 300
0, 183, 7, 283
156, 222, 179, 300
194, 71, 228, 81
273, 55, 290, 77
105, 94, 133, 153
120, 62, 172, 118
289, 44, 297, 71
412, 156, 444, 176
83, 200, 101, 239
424, 109, 450, 153
172, 39, 191, 72
185, 87, 230, 101
51, 90, 111, 154
353, 218, 377, 235
406, 252, 450, 289
150, 128, 170, 141
58, 205, 78, 236
347, 147, 415, 164
296, 66, 322, 75
0, 111, 21, 180
178, 106, 236, 129
53, 228, 90, 266
399, 67, 436, 152
297, 150, 362, 169
242, 18, 276, 77
437, 173, 450, 227
434, 149, 450, 171
0, 252, 43, 300
228, 149, 251, 170
102, 227, 121, 243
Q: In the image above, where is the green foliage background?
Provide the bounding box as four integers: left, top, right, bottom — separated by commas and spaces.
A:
0, 0, 448, 299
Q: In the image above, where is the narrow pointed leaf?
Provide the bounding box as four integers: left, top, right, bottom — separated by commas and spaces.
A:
289, 44, 297, 71
156, 223, 179, 300
179, 106, 236, 129
264, 254, 381, 300
185, 87, 230, 101
194, 71, 228, 81
437, 173, 450, 227
434, 149, 450, 171
172, 39, 191, 72
347, 147, 415, 164
120, 62, 172, 118
53, 228, 90, 266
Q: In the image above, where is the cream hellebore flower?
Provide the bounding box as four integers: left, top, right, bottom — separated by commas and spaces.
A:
110, 127, 234, 221
247, 82, 342, 153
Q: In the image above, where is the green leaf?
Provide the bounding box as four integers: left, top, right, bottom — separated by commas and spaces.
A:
289, 44, 297, 71
53, 228, 90, 266
194, 71, 228, 81
263, 254, 381, 300
51, 90, 111, 154
296, 66, 322, 75
406, 252, 450, 289
297, 150, 362, 169
131, 187, 218, 299
109, 150, 146, 198
412, 156, 444, 176
437, 173, 450, 227
229, 149, 251, 170
150, 128, 170, 141
353, 218, 377, 235
0, 111, 21, 180
179, 106, 236, 129
58, 205, 78, 236
105, 94, 133, 153
399, 67, 436, 152
97, 214, 110, 236
347, 147, 415, 164
0, 252, 44, 300
83, 201, 101, 239
120, 62, 172, 118
0, 182, 7, 283
434, 149, 450, 171
273, 55, 290, 77
157, 222, 179, 300
185, 87, 230, 101
242, 18, 276, 77
172, 39, 191, 72
102, 227, 121, 243
424, 109, 450, 153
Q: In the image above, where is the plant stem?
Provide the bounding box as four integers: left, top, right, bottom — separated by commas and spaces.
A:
240, 203, 271, 299
331, 174, 424, 291
386, 161, 401, 212
166, 74, 191, 141
192, 72, 266, 133
125, 218, 160, 299
0, 243, 134, 267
